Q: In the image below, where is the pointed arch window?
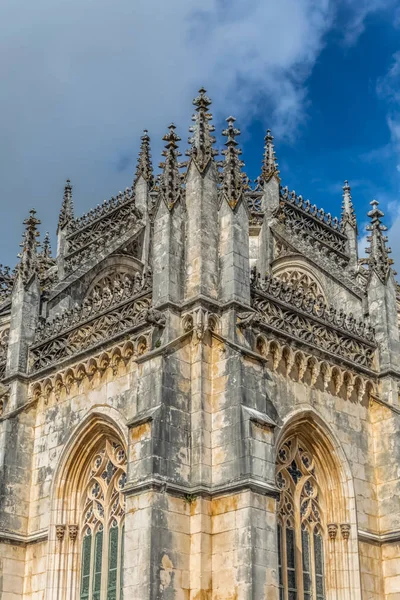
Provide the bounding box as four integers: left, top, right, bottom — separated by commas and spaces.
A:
79, 440, 127, 600
276, 436, 326, 600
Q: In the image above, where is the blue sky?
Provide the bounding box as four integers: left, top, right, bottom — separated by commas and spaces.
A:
1, 0, 400, 268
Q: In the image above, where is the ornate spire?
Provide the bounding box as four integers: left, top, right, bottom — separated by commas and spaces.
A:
261, 129, 280, 183
17, 209, 41, 283
341, 180, 357, 229
135, 129, 154, 186
159, 124, 183, 210
38, 232, 55, 276
365, 200, 394, 282
58, 179, 74, 231
187, 87, 218, 172
221, 116, 245, 210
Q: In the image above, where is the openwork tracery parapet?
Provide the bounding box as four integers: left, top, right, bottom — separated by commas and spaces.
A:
64, 188, 143, 274
240, 270, 377, 371
30, 286, 154, 373
279, 186, 348, 259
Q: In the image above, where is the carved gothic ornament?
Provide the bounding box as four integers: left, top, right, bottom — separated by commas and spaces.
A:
64, 189, 143, 274
30, 335, 150, 405
273, 268, 325, 303
182, 308, 220, 341
248, 333, 375, 402
0, 327, 9, 373
56, 524, 66, 542
30, 291, 152, 373
243, 271, 376, 370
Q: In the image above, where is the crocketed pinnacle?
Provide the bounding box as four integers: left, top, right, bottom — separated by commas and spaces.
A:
261, 129, 280, 183
187, 87, 218, 172
159, 124, 182, 210
365, 199, 394, 282
38, 232, 55, 276
58, 179, 74, 231
221, 116, 245, 210
17, 209, 41, 284
341, 180, 357, 229
134, 129, 154, 187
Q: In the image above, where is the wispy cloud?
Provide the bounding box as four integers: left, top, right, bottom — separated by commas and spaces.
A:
0, 0, 396, 265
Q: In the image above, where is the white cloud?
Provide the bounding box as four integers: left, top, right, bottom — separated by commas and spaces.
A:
0, 0, 395, 265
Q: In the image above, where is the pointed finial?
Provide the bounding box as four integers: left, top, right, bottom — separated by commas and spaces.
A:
341, 180, 357, 229
365, 199, 394, 282
159, 124, 183, 210
135, 129, 154, 186
38, 231, 55, 278
17, 209, 41, 283
58, 179, 74, 231
261, 129, 280, 183
221, 116, 245, 210
186, 87, 218, 171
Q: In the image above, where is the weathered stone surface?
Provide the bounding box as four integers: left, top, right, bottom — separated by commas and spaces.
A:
0, 91, 399, 599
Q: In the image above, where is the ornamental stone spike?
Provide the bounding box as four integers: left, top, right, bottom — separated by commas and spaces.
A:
159, 123, 182, 210
134, 129, 154, 187
17, 209, 41, 284
58, 179, 74, 232
261, 128, 280, 183
341, 180, 357, 230
221, 116, 245, 210
365, 199, 394, 282
186, 87, 218, 172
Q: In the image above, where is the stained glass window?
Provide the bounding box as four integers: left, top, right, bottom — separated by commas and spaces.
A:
79, 439, 126, 600
276, 436, 326, 600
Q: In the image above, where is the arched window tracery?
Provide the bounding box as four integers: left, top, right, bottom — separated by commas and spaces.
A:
79, 439, 127, 600
276, 436, 326, 600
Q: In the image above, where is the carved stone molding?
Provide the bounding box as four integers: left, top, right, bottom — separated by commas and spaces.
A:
249, 333, 376, 402
30, 335, 150, 405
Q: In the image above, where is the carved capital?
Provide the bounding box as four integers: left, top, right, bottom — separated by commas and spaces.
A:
55, 524, 66, 542
340, 523, 351, 540
327, 523, 338, 540
68, 524, 79, 542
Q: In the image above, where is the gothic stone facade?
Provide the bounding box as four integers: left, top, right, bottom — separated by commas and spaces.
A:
0, 89, 399, 600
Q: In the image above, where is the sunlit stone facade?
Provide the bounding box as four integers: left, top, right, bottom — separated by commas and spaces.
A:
0, 89, 399, 599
